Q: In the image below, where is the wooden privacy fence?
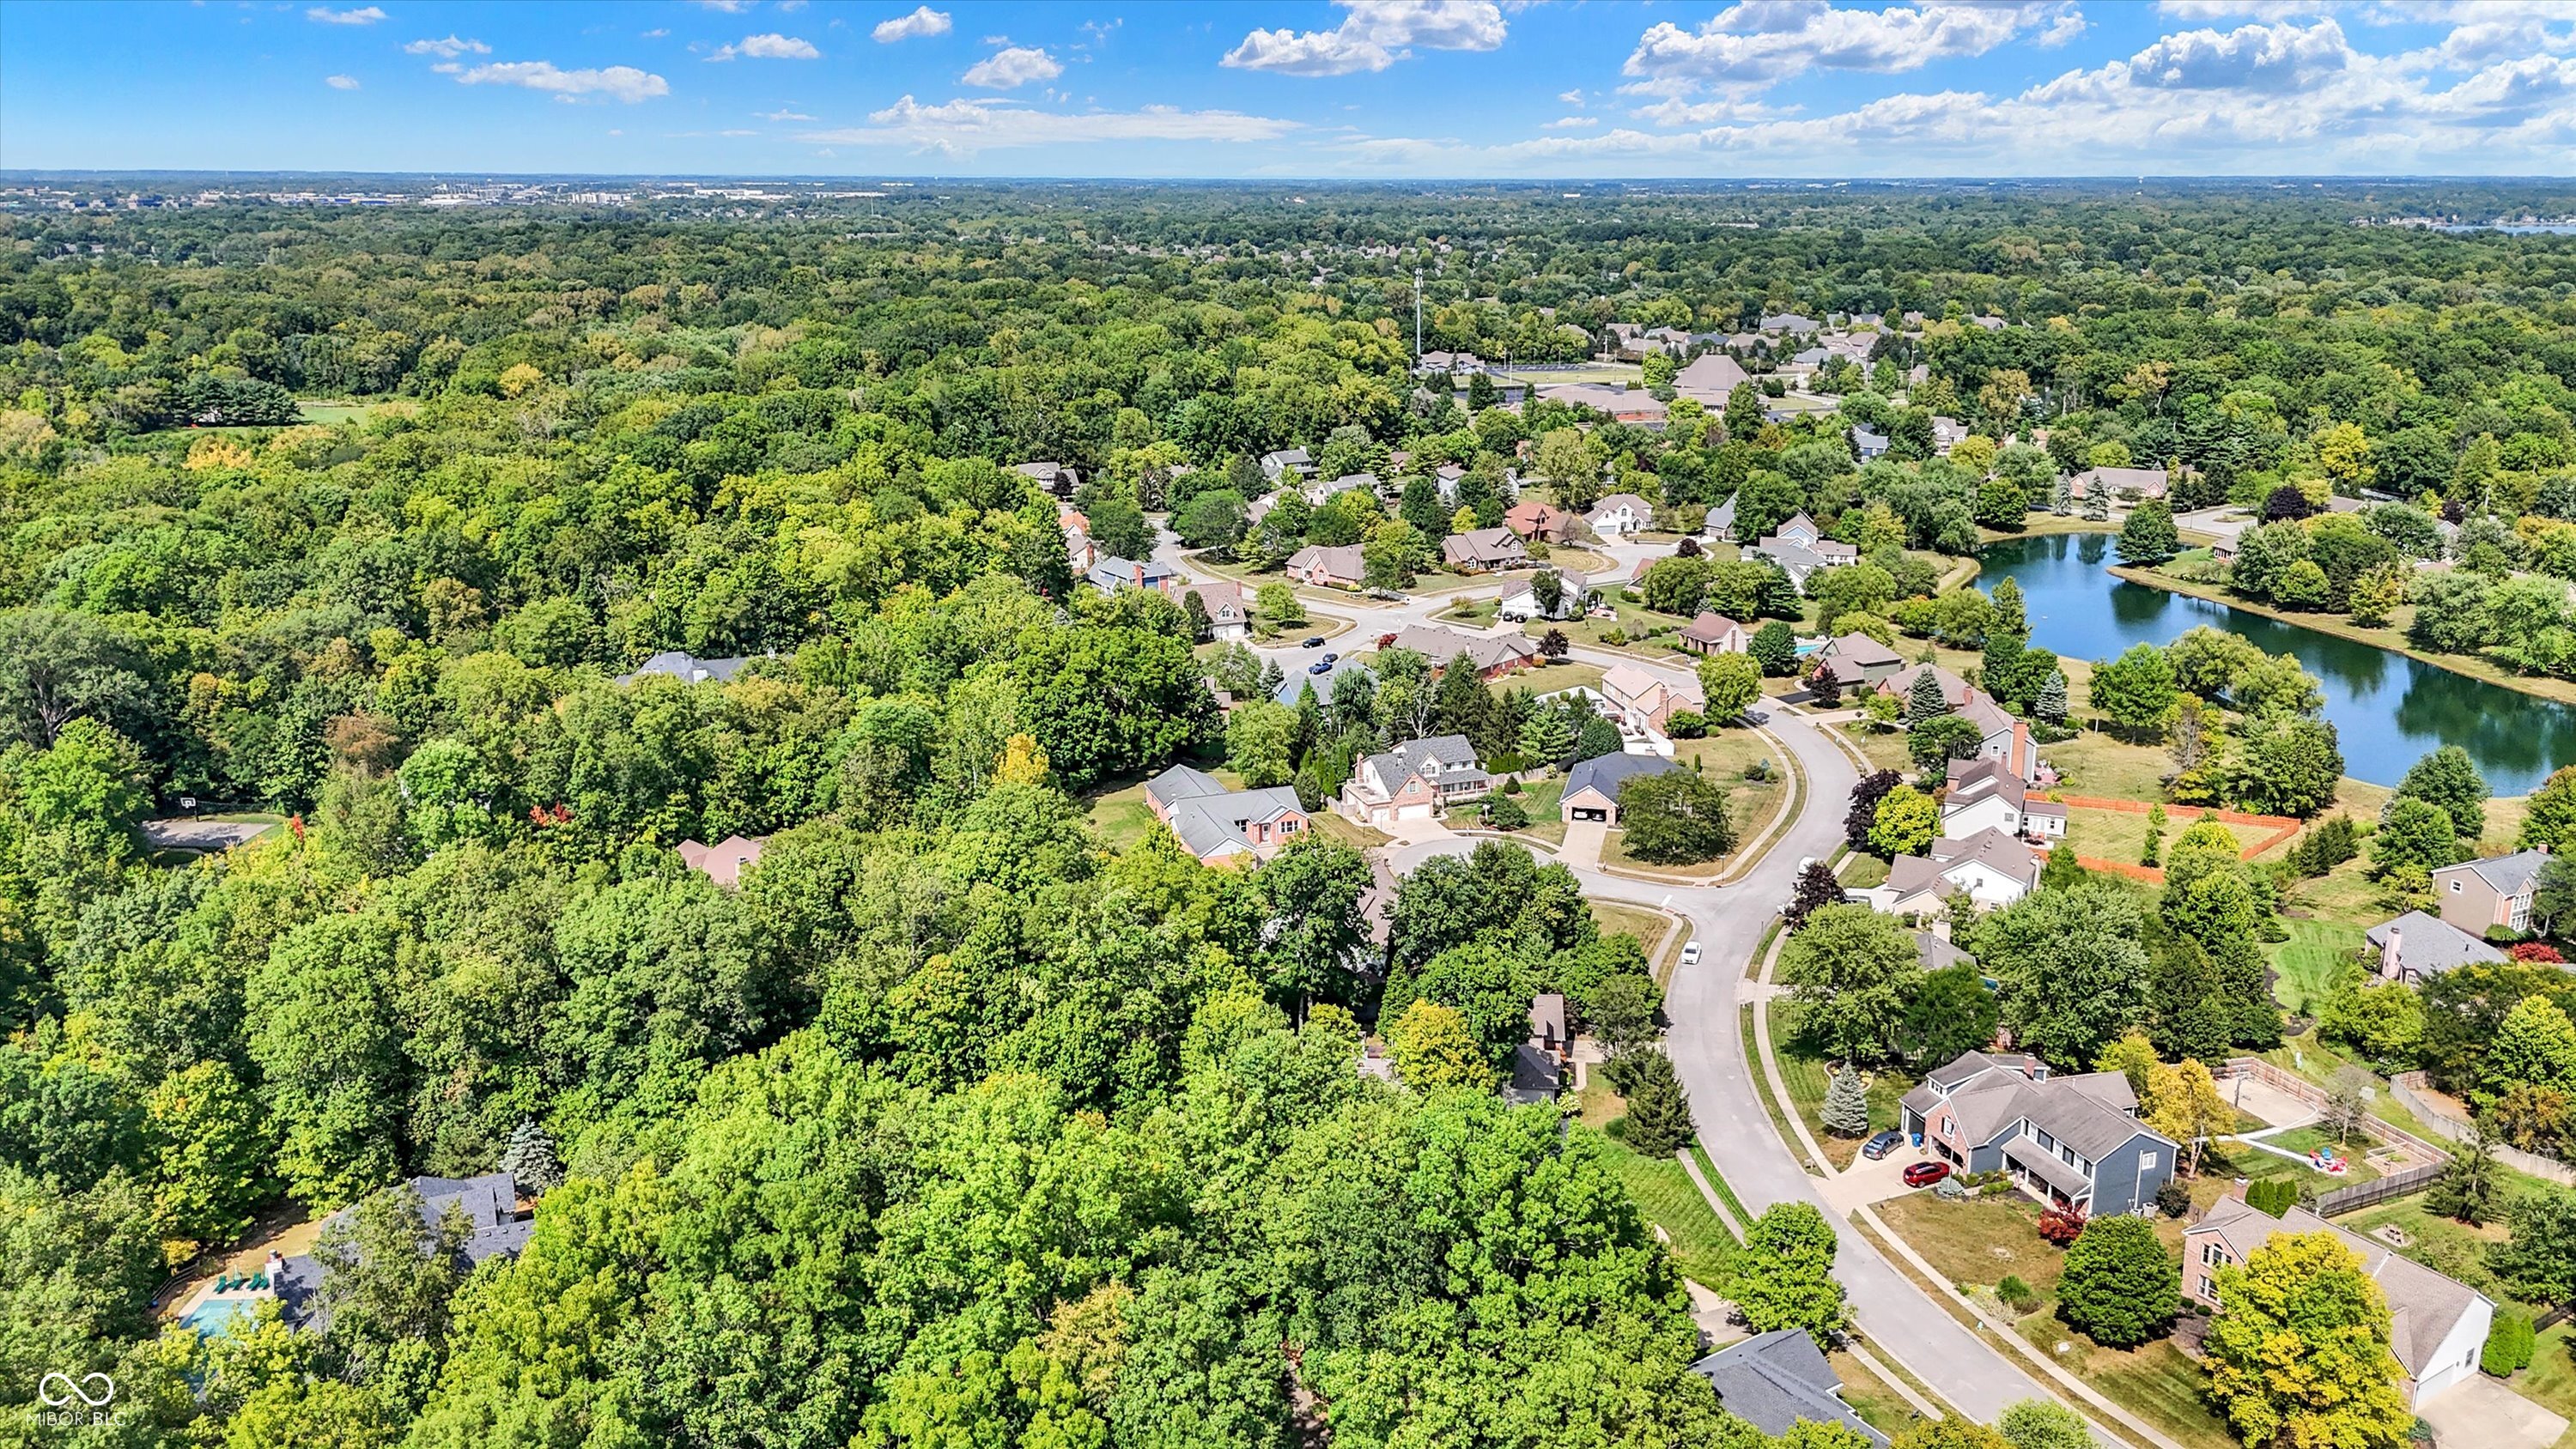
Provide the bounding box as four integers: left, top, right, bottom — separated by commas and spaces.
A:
2315, 1164, 2448, 1217
2390, 1070, 2576, 1188
2211, 1058, 2463, 1216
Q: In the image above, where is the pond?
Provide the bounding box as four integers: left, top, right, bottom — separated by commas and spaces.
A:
1976, 531, 2576, 795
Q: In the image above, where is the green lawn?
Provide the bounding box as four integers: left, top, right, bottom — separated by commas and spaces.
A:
1593, 902, 1675, 959
1510, 661, 1607, 697
2226, 1127, 2380, 1186
2509, 1322, 2576, 1429
1572, 1081, 1741, 1292
1828, 1349, 1929, 1439
1841, 855, 1891, 888
1085, 779, 1160, 851
298, 400, 378, 426
1689, 1143, 1753, 1225
2338, 1191, 2514, 1299
1774, 1038, 1911, 1170
2268, 919, 2366, 1014
1874, 1192, 2067, 1297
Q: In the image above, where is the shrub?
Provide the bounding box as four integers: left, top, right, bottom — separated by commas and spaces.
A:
2246, 1179, 2300, 1217
2482, 1311, 2535, 1377
1665, 709, 1708, 739
2057, 1214, 2180, 1347
2154, 1178, 2191, 1218
2038, 1208, 2086, 1246
1483, 795, 1530, 831
1996, 1275, 2036, 1313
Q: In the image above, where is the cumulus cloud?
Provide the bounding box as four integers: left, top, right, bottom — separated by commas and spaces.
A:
874, 5, 953, 43
962, 45, 1062, 88
800, 95, 1297, 153
307, 5, 386, 23
453, 61, 671, 102
404, 35, 489, 58
2032, 15, 2356, 96
1624, 2, 2081, 94
325, 74, 361, 89
1224, 0, 1507, 76
708, 33, 822, 61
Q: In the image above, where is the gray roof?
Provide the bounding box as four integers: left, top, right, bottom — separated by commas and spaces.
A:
1442, 526, 1528, 567
1821, 633, 1900, 668
1359, 733, 1489, 797
616, 650, 754, 686
1563, 751, 1680, 803
2447, 849, 2553, 899
1165, 785, 1305, 860
1387, 625, 1537, 674
1145, 764, 1227, 812
1689, 1331, 1887, 1446
1914, 931, 1975, 973
277, 1173, 531, 1331
1504, 1042, 1563, 1105
1706, 494, 1737, 534
1086, 556, 1180, 591
1289, 543, 1366, 580
1900, 1053, 2164, 1164
2364, 911, 2505, 978
2192, 1197, 2490, 1382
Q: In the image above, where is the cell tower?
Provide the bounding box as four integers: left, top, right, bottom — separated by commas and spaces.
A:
1413, 266, 1424, 359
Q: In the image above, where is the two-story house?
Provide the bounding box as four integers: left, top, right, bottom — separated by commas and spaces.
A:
2432, 848, 2552, 938
1867, 828, 2046, 916
1601, 663, 1705, 733
1337, 734, 1491, 827
1086, 556, 1184, 597
1900, 1052, 2178, 1217
1941, 757, 2066, 841
1585, 492, 1656, 540
2185, 1194, 2491, 1409
1143, 766, 1310, 866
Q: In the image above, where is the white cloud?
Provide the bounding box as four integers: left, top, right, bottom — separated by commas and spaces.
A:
800, 94, 1297, 153
453, 61, 672, 102
404, 34, 488, 58
642, 28, 670, 39
873, 5, 953, 43
307, 4, 386, 24
1224, 0, 1507, 76
708, 33, 821, 61
962, 45, 1062, 88
720, 128, 758, 136
758, 107, 817, 120
2029, 17, 2355, 99
690, 0, 756, 11
1541, 115, 1598, 129
1623, 1, 2079, 94
325, 74, 361, 89
1558, 88, 1584, 105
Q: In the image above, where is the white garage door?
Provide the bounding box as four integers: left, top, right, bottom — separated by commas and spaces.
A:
1398, 803, 1434, 821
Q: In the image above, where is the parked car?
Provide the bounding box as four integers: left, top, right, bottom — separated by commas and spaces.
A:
1902, 1161, 1951, 1189
1862, 1130, 1905, 1161
1308, 659, 1333, 675
1301, 636, 1326, 648
1680, 941, 1702, 967
1321, 652, 1339, 665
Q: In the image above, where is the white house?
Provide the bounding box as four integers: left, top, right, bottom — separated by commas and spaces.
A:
1498, 573, 1585, 621
1585, 492, 1656, 540
1188, 581, 1252, 642
1338, 734, 1491, 826
1868, 828, 2045, 916
1941, 757, 2066, 841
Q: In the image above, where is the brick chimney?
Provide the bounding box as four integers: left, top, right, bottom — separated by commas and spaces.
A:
2379, 924, 2403, 981
2009, 718, 2030, 781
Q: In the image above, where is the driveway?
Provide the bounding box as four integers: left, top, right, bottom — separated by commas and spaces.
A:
2421, 1373, 2568, 1449
1559, 819, 1608, 869
1830, 1149, 1947, 1211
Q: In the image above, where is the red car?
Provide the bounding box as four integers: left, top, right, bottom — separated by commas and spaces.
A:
1902, 1161, 1951, 1189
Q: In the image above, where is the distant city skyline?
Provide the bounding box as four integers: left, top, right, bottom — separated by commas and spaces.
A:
3, 1, 2571, 179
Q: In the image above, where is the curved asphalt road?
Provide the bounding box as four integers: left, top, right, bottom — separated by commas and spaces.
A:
1154, 528, 2062, 1422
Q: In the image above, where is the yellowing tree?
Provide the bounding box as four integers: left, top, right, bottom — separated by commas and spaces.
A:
2203, 1232, 2413, 1449
2144, 1058, 2233, 1174
2315, 421, 2373, 493
995, 733, 1050, 787
498, 361, 544, 397
184, 433, 257, 471
1384, 999, 1494, 1090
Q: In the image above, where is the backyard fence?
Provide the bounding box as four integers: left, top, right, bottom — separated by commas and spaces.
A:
2390, 1070, 2576, 1189
2314, 1164, 2448, 1218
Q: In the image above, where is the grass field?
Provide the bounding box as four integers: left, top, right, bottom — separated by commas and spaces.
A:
1511, 661, 1607, 698
1593, 901, 1675, 957
298, 400, 378, 427
2060, 805, 2275, 868
1874, 1192, 2068, 1297
1841, 855, 1891, 888
2268, 918, 2366, 1013
1828, 1349, 1929, 1439
1573, 1080, 1740, 1291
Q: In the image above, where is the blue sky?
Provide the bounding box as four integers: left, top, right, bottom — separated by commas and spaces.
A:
3, 1, 2571, 178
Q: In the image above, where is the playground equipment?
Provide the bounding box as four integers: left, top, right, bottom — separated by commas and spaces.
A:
2307, 1146, 2349, 1175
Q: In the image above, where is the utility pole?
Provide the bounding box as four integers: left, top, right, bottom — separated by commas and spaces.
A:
1413, 266, 1423, 359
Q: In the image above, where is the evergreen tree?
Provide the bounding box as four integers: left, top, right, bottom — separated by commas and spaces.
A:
1820, 1067, 1872, 1137
2033, 670, 2069, 724
1432, 652, 1493, 743
498, 1117, 562, 1191
2428, 1124, 2499, 1226
1905, 668, 1952, 725
1620, 1050, 1696, 1155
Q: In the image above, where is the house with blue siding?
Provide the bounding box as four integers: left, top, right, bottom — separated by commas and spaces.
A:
1899, 1051, 2177, 1216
